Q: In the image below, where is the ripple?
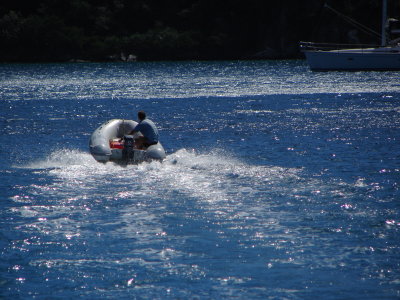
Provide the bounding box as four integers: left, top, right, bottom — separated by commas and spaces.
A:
1, 61, 400, 101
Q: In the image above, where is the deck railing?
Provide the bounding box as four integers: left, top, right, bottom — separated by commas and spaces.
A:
299, 41, 380, 52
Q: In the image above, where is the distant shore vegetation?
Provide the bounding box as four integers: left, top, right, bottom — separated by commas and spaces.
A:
0, 0, 398, 62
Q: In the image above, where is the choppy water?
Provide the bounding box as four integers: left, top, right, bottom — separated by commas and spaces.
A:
1, 60, 400, 299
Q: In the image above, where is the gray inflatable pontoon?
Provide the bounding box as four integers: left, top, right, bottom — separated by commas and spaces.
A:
89, 119, 166, 164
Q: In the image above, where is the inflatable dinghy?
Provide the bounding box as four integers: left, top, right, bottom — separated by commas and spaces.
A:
89, 119, 166, 164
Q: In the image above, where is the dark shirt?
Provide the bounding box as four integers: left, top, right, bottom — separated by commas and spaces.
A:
133, 119, 159, 143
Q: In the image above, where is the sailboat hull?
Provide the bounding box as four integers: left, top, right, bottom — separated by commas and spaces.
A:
304, 49, 400, 71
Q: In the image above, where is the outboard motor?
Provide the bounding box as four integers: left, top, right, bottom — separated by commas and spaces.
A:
122, 135, 135, 163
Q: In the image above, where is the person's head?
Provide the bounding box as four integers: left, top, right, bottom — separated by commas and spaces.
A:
138, 110, 146, 121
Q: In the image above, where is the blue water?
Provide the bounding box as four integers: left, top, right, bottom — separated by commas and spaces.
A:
1, 60, 400, 299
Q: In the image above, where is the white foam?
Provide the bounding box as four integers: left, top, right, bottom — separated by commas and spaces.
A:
20, 149, 97, 170
17, 148, 300, 206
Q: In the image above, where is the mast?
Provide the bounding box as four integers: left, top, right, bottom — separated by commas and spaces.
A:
381, 0, 388, 46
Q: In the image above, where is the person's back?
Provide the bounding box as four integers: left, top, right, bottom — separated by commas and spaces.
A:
135, 118, 159, 144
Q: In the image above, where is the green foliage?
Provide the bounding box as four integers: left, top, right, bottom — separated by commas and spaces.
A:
0, 0, 398, 62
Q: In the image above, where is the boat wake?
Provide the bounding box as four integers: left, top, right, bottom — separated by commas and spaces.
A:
16, 148, 302, 207
10, 147, 382, 287
22, 148, 97, 170
15, 147, 370, 217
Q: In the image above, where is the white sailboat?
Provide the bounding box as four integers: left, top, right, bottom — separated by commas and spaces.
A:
301, 0, 400, 71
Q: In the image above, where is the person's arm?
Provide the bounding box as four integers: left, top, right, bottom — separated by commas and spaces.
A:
129, 123, 141, 135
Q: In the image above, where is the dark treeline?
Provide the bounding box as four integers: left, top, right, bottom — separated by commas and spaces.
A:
1, 0, 398, 62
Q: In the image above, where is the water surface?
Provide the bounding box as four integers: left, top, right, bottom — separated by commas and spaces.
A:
1, 60, 399, 299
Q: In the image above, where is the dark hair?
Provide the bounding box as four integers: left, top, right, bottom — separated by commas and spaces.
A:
138, 110, 146, 120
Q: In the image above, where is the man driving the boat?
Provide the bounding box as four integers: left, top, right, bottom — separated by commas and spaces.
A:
130, 110, 159, 149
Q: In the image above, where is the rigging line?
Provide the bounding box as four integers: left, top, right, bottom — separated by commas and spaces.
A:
325, 4, 382, 39
311, 1, 329, 40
